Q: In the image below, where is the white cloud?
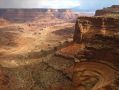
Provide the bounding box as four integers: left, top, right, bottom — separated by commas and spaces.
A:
37, 0, 80, 8
0, 0, 80, 8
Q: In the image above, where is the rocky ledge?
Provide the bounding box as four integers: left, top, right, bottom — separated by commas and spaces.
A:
57, 16, 119, 60
73, 16, 119, 43
95, 5, 119, 16
56, 16, 119, 89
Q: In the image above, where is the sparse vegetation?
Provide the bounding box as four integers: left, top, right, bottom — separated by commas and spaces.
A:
0, 6, 119, 90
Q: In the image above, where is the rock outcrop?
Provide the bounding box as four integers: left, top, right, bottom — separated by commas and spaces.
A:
95, 5, 119, 16
73, 16, 119, 43
60, 16, 119, 64
0, 9, 77, 22
56, 16, 119, 90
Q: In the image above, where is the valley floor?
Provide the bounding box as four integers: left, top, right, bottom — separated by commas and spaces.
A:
0, 22, 75, 90
0, 20, 118, 90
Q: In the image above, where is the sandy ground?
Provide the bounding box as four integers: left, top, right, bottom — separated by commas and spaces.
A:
0, 21, 117, 90
0, 22, 74, 68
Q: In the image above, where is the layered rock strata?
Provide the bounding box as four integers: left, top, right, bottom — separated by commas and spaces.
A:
0, 9, 77, 22
56, 16, 119, 90
95, 5, 119, 16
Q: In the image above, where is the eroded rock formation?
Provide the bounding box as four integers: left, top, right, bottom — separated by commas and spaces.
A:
0, 9, 77, 22
0, 7, 119, 90
56, 16, 119, 90
73, 16, 119, 43
95, 5, 119, 16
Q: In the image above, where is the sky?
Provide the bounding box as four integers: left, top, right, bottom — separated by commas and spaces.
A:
0, 0, 119, 11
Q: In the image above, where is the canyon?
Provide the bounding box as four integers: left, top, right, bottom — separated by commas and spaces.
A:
0, 7, 119, 90
0, 8, 76, 90
0, 9, 77, 22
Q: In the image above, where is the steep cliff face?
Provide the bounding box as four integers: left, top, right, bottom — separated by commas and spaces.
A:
95, 5, 119, 16
57, 16, 119, 66
0, 9, 77, 22
73, 16, 119, 43
56, 16, 119, 90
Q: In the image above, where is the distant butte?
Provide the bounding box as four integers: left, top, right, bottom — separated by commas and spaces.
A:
0, 9, 77, 22
95, 5, 119, 16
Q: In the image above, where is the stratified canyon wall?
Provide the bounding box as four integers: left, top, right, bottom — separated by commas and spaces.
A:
73, 16, 119, 43
73, 16, 119, 63
56, 16, 119, 90
58, 15, 119, 67
0, 9, 77, 22
95, 5, 119, 16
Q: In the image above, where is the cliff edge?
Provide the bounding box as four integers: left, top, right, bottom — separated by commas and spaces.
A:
73, 16, 119, 43
57, 16, 119, 66
95, 5, 119, 16
56, 16, 119, 90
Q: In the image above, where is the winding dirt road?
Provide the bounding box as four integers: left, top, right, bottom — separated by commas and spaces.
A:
72, 62, 116, 90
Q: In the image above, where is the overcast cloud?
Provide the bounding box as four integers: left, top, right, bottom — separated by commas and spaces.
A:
0, 0, 80, 8
0, 0, 119, 10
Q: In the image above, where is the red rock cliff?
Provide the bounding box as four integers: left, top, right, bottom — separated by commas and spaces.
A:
73, 16, 119, 43
95, 5, 119, 16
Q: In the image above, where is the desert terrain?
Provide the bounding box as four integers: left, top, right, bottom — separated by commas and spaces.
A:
0, 7, 118, 90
